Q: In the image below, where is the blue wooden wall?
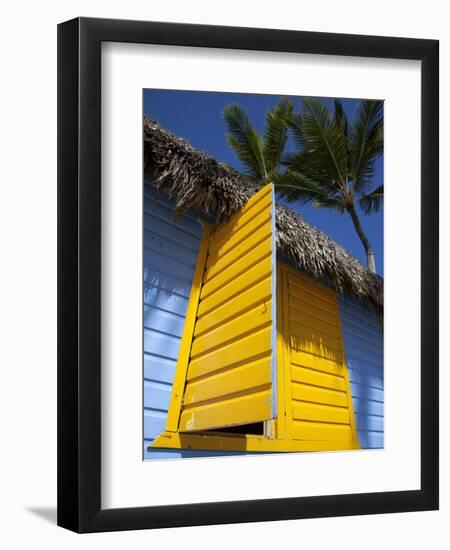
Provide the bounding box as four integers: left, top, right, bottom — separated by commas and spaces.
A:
143, 180, 241, 459
338, 296, 384, 449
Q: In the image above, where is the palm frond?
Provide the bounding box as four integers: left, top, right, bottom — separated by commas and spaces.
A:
296, 98, 349, 189
334, 99, 350, 163
273, 171, 345, 213
263, 98, 293, 177
283, 151, 343, 194
334, 99, 348, 138
223, 103, 267, 182
358, 184, 384, 214
286, 111, 304, 149
349, 100, 383, 194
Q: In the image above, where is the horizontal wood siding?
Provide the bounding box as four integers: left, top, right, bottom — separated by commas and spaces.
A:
143, 181, 228, 459
338, 296, 384, 449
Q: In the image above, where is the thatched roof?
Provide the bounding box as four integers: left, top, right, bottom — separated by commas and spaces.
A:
144, 116, 383, 311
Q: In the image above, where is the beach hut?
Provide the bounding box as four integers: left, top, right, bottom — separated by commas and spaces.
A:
143, 117, 384, 458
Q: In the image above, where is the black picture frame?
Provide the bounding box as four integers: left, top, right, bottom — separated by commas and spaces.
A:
57, 16, 439, 533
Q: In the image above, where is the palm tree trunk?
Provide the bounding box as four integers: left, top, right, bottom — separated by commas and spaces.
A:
347, 205, 376, 273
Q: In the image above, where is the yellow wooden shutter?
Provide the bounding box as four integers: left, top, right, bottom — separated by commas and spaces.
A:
278, 263, 359, 448
165, 184, 277, 433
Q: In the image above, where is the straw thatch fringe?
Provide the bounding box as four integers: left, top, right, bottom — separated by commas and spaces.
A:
144, 116, 383, 311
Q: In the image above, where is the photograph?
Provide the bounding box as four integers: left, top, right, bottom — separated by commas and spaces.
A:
142, 90, 384, 459
54, 13, 439, 534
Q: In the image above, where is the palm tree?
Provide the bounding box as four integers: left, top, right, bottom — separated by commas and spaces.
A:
222, 98, 293, 186
277, 98, 383, 273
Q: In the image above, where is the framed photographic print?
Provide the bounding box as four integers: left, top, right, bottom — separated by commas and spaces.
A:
57, 17, 439, 532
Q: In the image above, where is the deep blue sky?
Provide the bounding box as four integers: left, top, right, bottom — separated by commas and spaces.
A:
144, 90, 384, 276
